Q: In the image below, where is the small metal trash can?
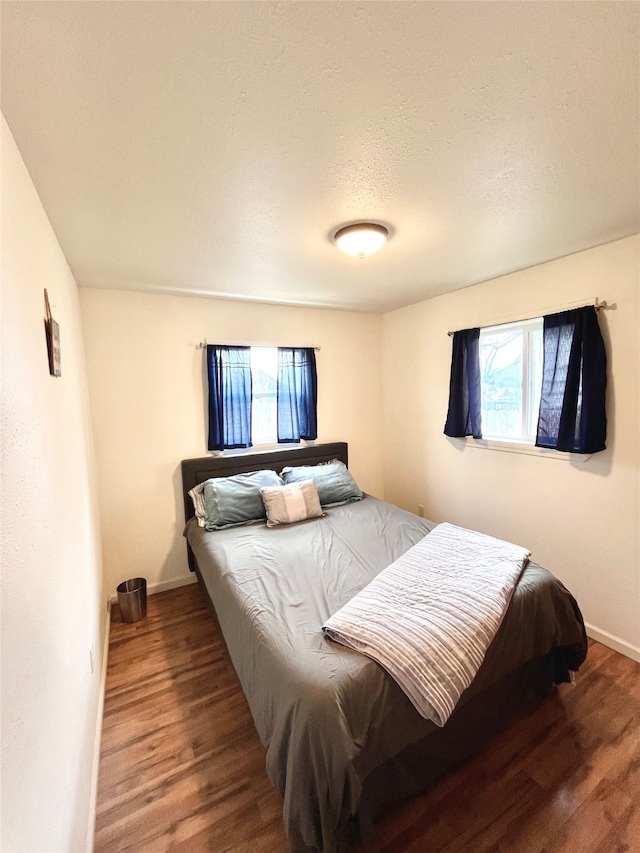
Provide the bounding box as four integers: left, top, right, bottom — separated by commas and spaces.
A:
117, 577, 147, 623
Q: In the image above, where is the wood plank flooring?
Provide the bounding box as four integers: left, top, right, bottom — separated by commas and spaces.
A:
95, 583, 640, 853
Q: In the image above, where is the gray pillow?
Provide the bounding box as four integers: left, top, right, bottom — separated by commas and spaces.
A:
203, 469, 283, 530
280, 459, 362, 507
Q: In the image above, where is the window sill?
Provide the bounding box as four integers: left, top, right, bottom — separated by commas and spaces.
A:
456, 437, 591, 463
211, 440, 313, 456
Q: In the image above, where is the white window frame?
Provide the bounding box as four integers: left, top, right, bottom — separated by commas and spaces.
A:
479, 317, 543, 445
456, 317, 591, 461
249, 346, 279, 447
215, 345, 314, 454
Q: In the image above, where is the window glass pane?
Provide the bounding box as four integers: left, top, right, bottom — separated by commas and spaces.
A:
480, 329, 524, 439
527, 328, 543, 437
250, 348, 278, 444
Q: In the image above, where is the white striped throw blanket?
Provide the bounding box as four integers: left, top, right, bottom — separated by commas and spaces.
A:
322, 523, 530, 727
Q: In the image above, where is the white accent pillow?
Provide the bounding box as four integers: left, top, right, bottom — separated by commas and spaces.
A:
260, 479, 324, 528
188, 480, 209, 527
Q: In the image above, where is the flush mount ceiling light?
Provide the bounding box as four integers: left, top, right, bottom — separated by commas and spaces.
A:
334, 223, 389, 258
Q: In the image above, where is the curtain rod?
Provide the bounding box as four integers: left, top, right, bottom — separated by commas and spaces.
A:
196, 340, 320, 351
446, 298, 610, 337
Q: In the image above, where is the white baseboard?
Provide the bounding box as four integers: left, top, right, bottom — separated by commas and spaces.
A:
585, 622, 640, 663
86, 600, 111, 852
109, 573, 197, 604
148, 574, 198, 596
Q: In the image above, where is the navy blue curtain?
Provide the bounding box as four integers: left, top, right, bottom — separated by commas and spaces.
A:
207, 345, 252, 450
443, 328, 482, 439
277, 348, 317, 442
536, 307, 607, 453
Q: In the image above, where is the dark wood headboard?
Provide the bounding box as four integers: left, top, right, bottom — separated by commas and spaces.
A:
180, 442, 348, 524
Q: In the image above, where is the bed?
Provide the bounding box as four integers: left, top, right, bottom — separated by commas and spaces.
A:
181, 442, 587, 853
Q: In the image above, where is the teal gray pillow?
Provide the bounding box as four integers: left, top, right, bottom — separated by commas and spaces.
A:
203, 469, 283, 530
280, 460, 362, 507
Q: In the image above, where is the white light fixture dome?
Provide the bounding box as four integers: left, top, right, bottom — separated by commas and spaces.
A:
334, 223, 389, 258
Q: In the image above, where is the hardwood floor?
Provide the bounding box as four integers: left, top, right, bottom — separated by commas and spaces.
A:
95, 583, 640, 853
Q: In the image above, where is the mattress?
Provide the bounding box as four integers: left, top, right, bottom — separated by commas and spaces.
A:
186, 495, 586, 853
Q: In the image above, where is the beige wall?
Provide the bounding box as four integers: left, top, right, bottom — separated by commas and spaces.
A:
383, 236, 640, 656
79, 289, 383, 596
81, 239, 639, 658
0, 116, 105, 850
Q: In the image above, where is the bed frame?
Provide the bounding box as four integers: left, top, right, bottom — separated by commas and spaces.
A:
180, 442, 559, 850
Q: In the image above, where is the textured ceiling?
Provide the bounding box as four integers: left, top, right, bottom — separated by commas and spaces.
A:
2, 1, 638, 313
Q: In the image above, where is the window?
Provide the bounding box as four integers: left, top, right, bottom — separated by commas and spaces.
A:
479, 319, 543, 443
206, 344, 317, 451
444, 306, 606, 455
250, 347, 278, 444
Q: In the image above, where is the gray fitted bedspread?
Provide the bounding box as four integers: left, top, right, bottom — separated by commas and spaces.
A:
186, 496, 586, 853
